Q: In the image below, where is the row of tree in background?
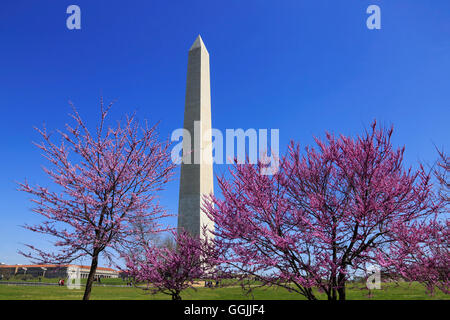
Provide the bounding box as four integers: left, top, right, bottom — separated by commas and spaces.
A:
19, 102, 449, 300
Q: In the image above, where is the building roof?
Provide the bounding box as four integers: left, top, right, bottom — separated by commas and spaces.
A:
0, 264, 118, 272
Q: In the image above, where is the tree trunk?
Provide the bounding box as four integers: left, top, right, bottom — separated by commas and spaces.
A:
305, 288, 317, 300
337, 273, 346, 301
172, 291, 182, 300
330, 274, 338, 300
337, 286, 346, 300
331, 284, 337, 300
83, 253, 99, 300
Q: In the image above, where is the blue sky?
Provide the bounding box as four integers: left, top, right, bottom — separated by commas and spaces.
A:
0, 0, 449, 266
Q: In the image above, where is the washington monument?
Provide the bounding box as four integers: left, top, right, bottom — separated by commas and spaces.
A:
177, 35, 214, 240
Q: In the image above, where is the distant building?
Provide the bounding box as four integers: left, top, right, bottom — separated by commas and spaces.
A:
0, 264, 119, 279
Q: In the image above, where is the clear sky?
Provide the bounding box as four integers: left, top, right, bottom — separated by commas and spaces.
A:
0, 0, 449, 266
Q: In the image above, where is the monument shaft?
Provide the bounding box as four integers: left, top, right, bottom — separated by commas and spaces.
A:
178, 36, 214, 239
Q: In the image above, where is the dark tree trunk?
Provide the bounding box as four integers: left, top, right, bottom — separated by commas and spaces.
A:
305, 288, 317, 300
83, 253, 99, 300
338, 286, 346, 300
330, 274, 338, 300
172, 291, 182, 300
337, 273, 346, 301
331, 283, 337, 300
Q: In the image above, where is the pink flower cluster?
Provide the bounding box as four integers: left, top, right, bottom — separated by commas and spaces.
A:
124, 230, 216, 300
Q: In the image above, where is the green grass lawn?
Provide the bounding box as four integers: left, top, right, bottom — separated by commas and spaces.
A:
0, 282, 448, 300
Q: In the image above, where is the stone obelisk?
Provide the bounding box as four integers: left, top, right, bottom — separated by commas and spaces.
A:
177, 35, 214, 240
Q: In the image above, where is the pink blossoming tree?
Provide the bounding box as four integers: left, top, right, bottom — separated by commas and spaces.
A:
434, 149, 449, 206
124, 230, 217, 300
204, 121, 444, 300
18, 101, 175, 300
377, 219, 449, 294
377, 149, 449, 294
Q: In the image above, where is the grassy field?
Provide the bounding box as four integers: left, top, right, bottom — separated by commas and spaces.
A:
0, 282, 448, 300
